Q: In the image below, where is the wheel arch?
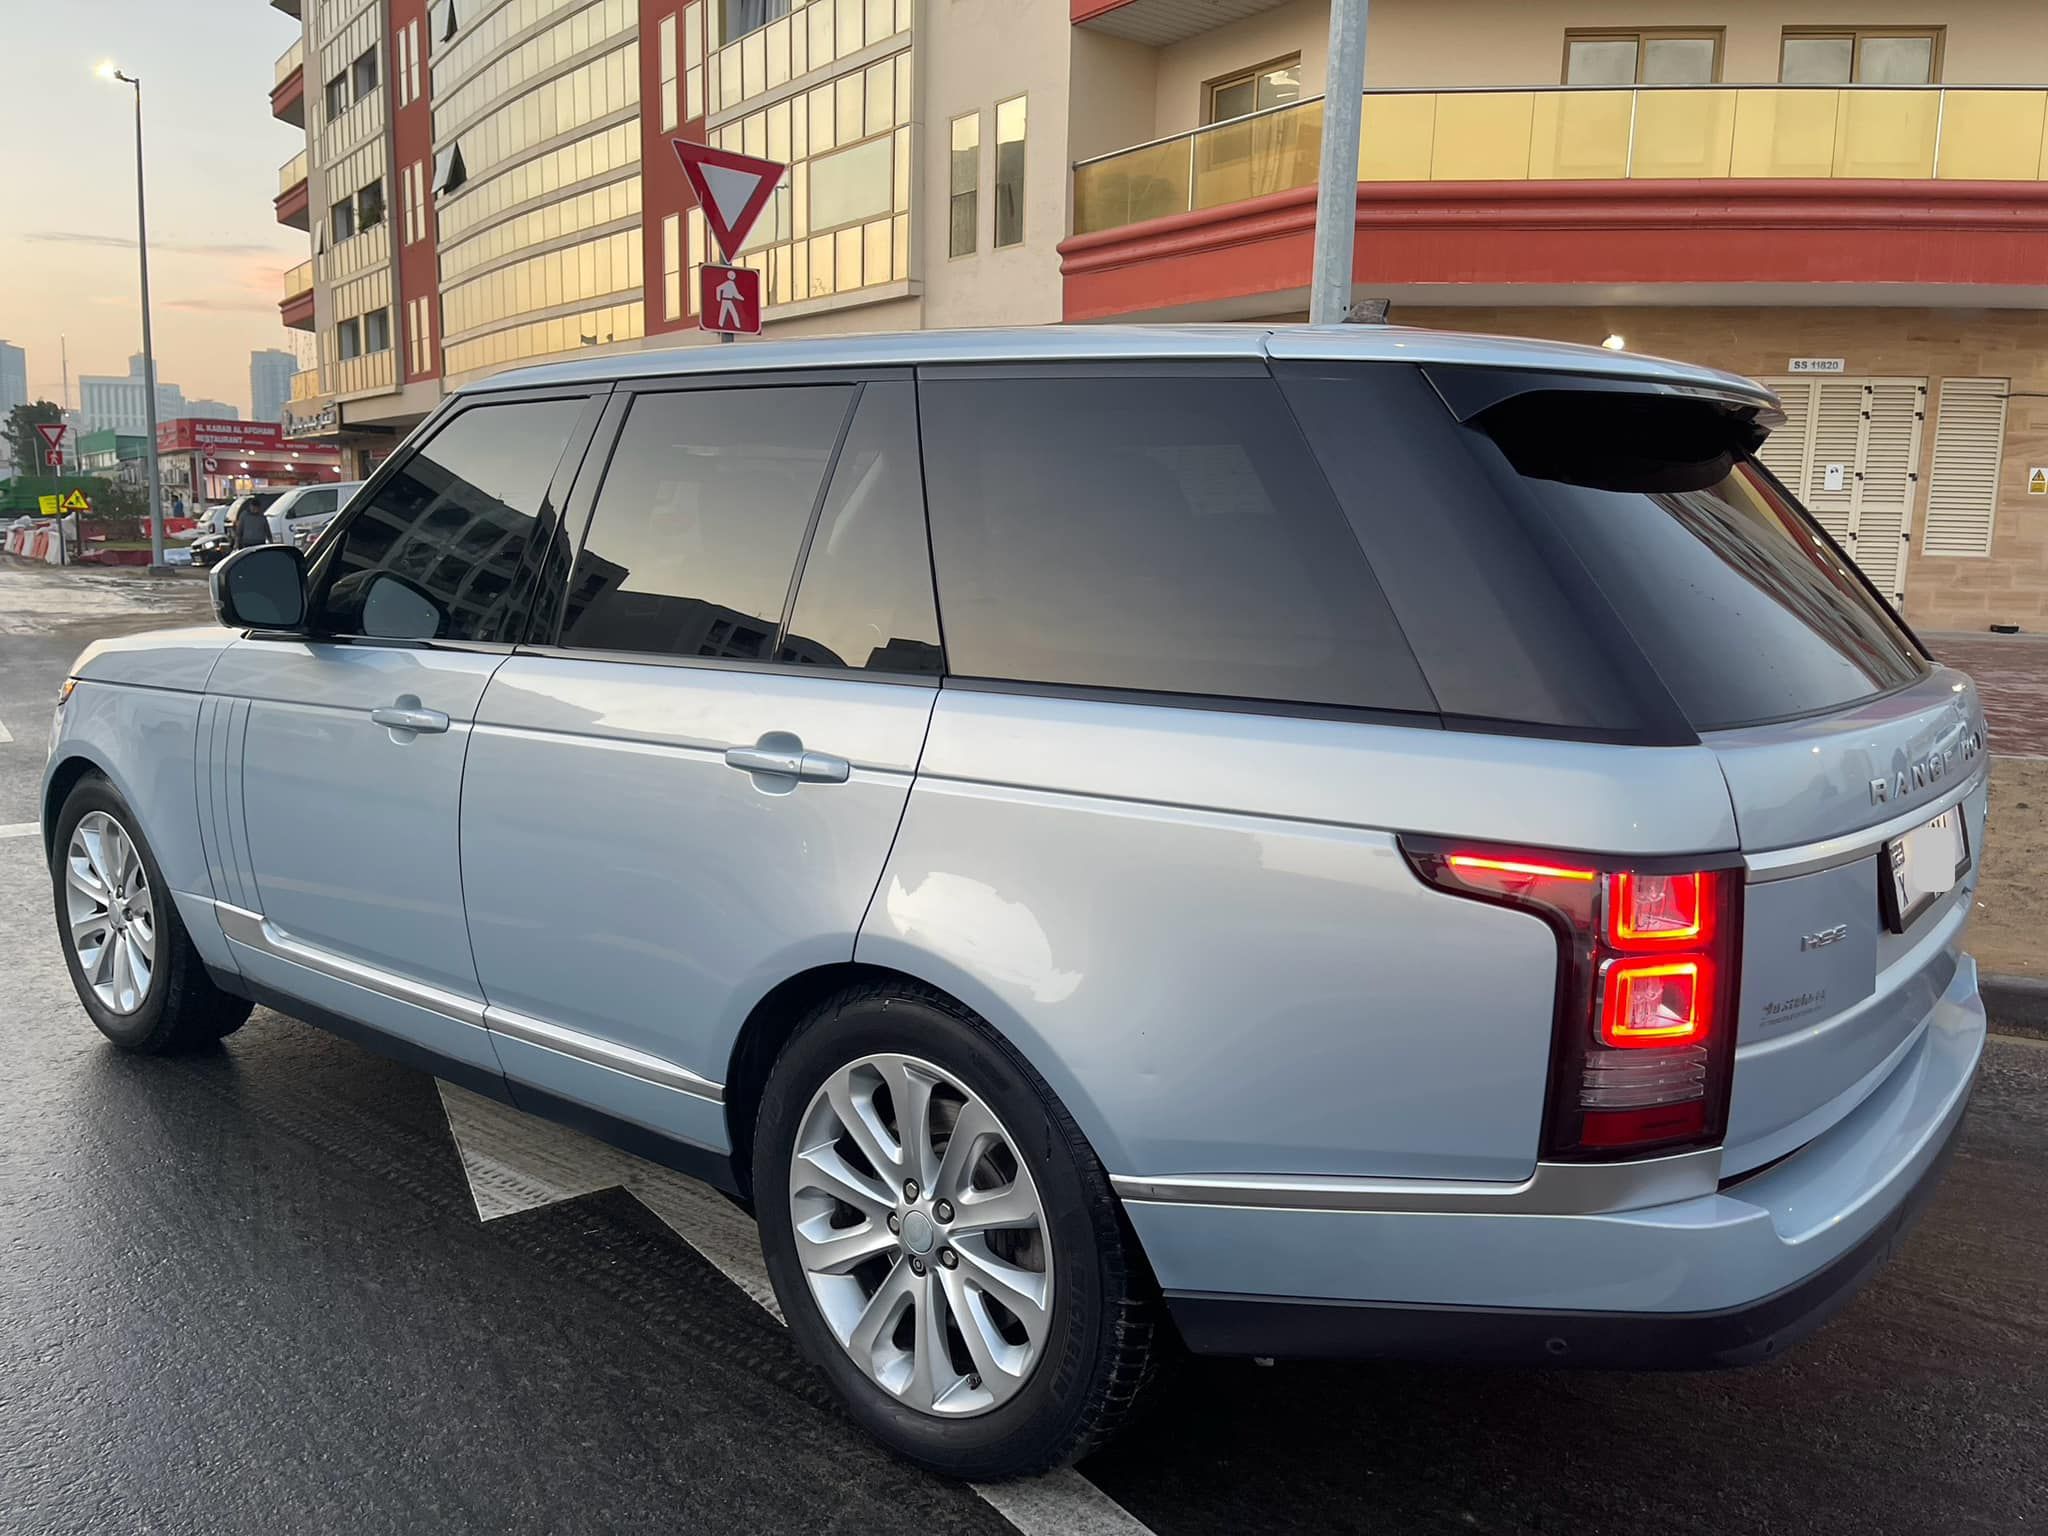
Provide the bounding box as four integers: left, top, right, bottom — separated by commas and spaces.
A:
721, 956, 1128, 1205
42, 748, 119, 862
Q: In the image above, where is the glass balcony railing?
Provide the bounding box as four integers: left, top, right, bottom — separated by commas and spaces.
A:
275, 36, 304, 87
282, 260, 314, 301
279, 149, 309, 197
1073, 84, 2048, 237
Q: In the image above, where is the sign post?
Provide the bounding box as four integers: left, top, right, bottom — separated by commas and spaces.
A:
670, 139, 786, 342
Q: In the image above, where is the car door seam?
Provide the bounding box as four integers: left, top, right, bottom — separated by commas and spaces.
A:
850, 687, 941, 963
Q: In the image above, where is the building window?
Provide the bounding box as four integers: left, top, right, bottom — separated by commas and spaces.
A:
352, 46, 379, 101
948, 112, 979, 257
809, 135, 893, 233
722, 0, 790, 45
993, 95, 1025, 248
1781, 28, 1941, 83
684, 1, 704, 119
659, 15, 680, 131
364, 308, 391, 354
1564, 30, 1720, 84
433, 143, 467, 197
325, 71, 349, 121
407, 19, 421, 101
336, 316, 363, 360
394, 23, 411, 105
662, 213, 682, 319
330, 195, 356, 241
1204, 55, 1301, 125
356, 179, 385, 231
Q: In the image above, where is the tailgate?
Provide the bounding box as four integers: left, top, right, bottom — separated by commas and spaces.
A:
1707, 668, 1988, 1176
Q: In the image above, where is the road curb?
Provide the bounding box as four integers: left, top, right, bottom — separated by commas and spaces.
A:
1983, 973, 2048, 1042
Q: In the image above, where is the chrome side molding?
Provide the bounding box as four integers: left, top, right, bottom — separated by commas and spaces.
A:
213, 901, 723, 1104
1111, 1145, 1722, 1217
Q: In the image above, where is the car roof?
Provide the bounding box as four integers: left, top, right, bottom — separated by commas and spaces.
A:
462, 323, 1778, 412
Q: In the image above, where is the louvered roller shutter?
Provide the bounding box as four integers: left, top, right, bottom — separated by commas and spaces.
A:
1922, 379, 2008, 558
1756, 380, 1815, 492
1851, 380, 1927, 603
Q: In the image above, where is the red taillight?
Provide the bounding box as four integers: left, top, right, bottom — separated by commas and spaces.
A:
1407, 841, 1741, 1161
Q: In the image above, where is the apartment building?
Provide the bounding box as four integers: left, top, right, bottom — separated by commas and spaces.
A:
1063, 0, 2048, 631
265, 0, 2048, 628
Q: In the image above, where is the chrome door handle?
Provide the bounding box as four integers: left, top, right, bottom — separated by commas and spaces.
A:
370, 705, 450, 734
724, 740, 851, 783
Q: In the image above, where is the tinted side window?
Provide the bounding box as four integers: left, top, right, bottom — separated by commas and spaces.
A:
313, 403, 585, 643
312, 399, 581, 642
559, 386, 854, 659
780, 382, 941, 675
1280, 364, 1684, 739
917, 374, 1434, 712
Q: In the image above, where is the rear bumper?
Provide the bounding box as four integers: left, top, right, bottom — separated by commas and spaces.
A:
1132, 953, 1984, 1366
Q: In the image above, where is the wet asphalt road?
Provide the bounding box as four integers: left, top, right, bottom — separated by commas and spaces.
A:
1, 573, 2044, 1535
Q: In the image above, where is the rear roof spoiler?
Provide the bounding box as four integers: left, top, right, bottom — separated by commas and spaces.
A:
1424, 365, 1785, 445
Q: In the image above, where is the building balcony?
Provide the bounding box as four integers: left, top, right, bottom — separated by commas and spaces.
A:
275, 148, 309, 230
270, 0, 301, 17
272, 37, 304, 127
1063, 84, 2048, 319
280, 261, 315, 331
289, 367, 324, 402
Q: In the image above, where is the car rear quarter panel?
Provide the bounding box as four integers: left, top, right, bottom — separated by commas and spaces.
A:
859, 689, 1739, 1183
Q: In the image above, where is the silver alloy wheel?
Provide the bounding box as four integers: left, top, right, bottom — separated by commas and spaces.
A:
789, 1052, 1054, 1418
64, 811, 156, 1015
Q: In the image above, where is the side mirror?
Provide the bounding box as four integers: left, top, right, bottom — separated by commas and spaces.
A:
211, 544, 308, 632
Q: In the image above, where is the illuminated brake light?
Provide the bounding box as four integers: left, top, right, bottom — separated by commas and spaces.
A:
1609, 871, 1708, 945
1447, 853, 1598, 883
1405, 839, 1741, 1161
1599, 956, 1710, 1047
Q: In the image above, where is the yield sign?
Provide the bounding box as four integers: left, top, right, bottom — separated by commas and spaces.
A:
35, 421, 68, 453
671, 138, 784, 262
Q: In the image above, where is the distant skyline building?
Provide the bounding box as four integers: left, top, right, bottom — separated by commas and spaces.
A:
0, 340, 26, 472
250, 349, 295, 425
77, 353, 186, 437
186, 398, 241, 422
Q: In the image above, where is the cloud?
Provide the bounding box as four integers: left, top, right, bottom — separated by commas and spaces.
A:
163, 295, 274, 313
19, 231, 286, 257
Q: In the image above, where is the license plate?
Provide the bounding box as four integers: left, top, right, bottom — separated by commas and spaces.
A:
1882, 807, 1970, 934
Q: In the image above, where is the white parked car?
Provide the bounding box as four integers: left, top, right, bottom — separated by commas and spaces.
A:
266, 481, 364, 547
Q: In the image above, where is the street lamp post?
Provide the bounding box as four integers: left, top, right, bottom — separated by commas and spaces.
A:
105, 65, 168, 572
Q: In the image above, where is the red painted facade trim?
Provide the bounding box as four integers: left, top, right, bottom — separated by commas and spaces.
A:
641, 0, 707, 338
1072, 0, 1138, 22
391, 0, 440, 382
274, 180, 309, 228
270, 67, 304, 123
1060, 179, 2048, 320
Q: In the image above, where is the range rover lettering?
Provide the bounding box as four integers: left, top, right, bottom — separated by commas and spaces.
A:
43, 326, 1986, 1480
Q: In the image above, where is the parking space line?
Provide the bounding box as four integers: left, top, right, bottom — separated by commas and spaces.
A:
0, 822, 39, 839
436, 1083, 1162, 1536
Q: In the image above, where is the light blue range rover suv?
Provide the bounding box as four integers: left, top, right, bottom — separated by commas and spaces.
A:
44, 326, 1986, 1479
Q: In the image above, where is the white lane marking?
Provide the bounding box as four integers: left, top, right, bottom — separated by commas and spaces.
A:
0, 715, 14, 743
0, 822, 40, 839
436, 1082, 1161, 1536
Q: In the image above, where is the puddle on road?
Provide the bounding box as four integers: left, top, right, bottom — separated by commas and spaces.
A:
0, 567, 214, 636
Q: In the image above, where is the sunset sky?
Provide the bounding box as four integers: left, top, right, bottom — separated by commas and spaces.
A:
0, 1, 308, 416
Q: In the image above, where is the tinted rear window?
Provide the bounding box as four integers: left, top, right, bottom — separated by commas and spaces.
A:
917, 373, 1434, 715
1471, 388, 1928, 729
1284, 365, 1928, 738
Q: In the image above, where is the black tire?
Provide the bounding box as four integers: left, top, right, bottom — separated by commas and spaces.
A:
49, 774, 252, 1054
754, 981, 1160, 1480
